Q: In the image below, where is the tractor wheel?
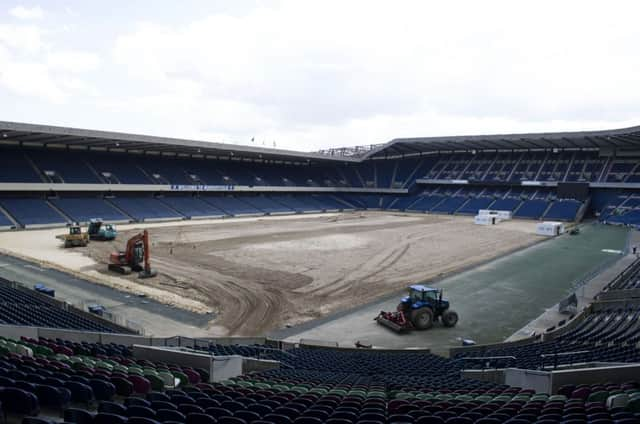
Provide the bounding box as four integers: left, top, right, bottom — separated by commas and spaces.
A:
411, 307, 434, 330
442, 310, 459, 327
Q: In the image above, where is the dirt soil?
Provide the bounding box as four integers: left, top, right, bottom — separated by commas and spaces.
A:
75, 212, 540, 336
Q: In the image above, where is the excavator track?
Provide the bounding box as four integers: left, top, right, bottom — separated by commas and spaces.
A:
108, 264, 132, 275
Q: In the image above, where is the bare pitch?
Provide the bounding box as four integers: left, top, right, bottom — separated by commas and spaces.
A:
71, 212, 539, 335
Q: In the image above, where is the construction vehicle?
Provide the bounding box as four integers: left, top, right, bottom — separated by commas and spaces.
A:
56, 224, 89, 248
375, 285, 458, 332
108, 229, 157, 278
88, 219, 117, 241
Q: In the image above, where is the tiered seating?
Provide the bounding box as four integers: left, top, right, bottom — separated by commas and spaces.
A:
606, 160, 637, 183
1, 334, 639, 423
310, 194, 351, 210
489, 198, 521, 212
268, 195, 323, 213
241, 196, 294, 214
544, 199, 583, 221
0, 279, 128, 333
0, 211, 13, 228
357, 163, 376, 187
29, 150, 101, 184
456, 302, 640, 370
513, 199, 549, 219
421, 150, 619, 183
605, 258, 640, 291
200, 196, 262, 216
50, 197, 130, 223
108, 197, 184, 221
158, 196, 226, 219
598, 193, 640, 226
137, 157, 193, 185
388, 195, 420, 210
392, 158, 420, 188
407, 195, 445, 212
0, 336, 209, 417
0, 150, 42, 183
357, 195, 383, 209
375, 160, 396, 189
456, 197, 494, 215
335, 165, 363, 187
0, 198, 66, 226
88, 155, 154, 184
431, 196, 467, 214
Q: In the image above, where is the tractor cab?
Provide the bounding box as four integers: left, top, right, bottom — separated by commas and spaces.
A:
401, 285, 449, 312
69, 225, 82, 235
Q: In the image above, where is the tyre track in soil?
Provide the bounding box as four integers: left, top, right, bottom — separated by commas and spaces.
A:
150, 251, 302, 335
300, 220, 458, 297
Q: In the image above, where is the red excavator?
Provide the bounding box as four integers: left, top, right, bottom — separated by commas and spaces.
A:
108, 230, 157, 278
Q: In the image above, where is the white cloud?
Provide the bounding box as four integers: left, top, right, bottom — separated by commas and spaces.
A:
0, 23, 43, 52
9, 5, 44, 20
107, 0, 640, 149
46, 51, 101, 73
0, 60, 66, 103
0, 20, 99, 104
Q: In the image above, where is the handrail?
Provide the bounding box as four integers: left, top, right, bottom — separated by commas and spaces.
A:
458, 355, 517, 371
540, 349, 591, 369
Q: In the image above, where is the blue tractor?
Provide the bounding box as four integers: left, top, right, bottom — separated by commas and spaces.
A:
375, 285, 459, 332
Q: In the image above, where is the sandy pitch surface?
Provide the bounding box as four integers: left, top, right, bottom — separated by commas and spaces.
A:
0, 212, 540, 336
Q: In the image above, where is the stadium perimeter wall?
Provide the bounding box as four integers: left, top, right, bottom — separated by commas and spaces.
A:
465, 364, 640, 394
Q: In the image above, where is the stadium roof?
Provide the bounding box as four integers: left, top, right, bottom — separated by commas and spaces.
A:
0, 120, 358, 163
3, 120, 640, 163
363, 124, 640, 159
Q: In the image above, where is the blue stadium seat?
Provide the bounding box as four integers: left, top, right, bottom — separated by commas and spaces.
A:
0, 198, 67, 226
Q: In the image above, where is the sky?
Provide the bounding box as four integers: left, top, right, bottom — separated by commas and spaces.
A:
1, 1, 640, 152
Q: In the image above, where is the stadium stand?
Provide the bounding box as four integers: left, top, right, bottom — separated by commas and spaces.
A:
311, 194, 352, 210
544, 199, 584, 221
0, 210, 14, 229
269, 194, 324, 213
241, 195, 295, 214
431, 196, 467, 214
455, 196, 494, 215
88, 154, 155, 185
158, 195, 226, 219
28, 150, 102, 184
107, 196, 184, 222
488, 197, 522, 212
50, 197, 131, 223
0, 277, 132, 333
0, 198, 67, 227
0, 150, 42, 183
0, 334, 638, 423
200, 195, 262, 216
513, 199, 550, 219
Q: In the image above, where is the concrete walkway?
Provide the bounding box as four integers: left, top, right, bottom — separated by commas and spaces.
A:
506, 227, 639, 341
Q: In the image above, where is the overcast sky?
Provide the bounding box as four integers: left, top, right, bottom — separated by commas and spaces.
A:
1, 1, 640, 152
